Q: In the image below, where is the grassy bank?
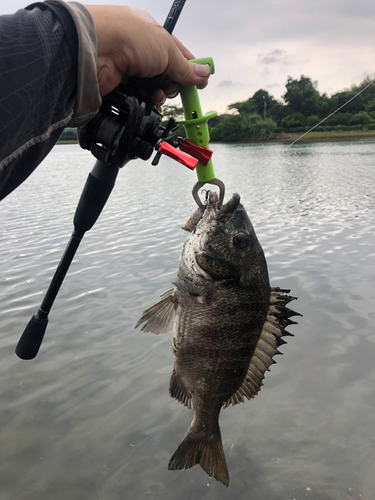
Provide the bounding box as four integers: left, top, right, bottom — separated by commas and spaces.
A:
273, 130, 375, 142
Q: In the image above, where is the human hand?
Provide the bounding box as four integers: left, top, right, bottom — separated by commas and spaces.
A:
84, 5, 211, 105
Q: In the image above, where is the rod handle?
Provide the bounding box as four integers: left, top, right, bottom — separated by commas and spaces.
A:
74, 161, 118, 234
15, 313, 49, 360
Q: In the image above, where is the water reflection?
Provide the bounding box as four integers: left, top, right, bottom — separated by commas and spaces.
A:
0, 140, 375, 498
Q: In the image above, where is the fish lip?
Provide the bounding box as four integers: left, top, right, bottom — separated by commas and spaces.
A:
193, 249, 239, 282
214, 193, 241, 224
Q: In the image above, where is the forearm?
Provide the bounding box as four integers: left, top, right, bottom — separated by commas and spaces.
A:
49, 1, 101, 125
0, 1, 210, 201
0, 1, 101, 200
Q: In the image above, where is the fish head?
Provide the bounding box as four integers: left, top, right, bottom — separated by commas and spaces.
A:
189, 192, 269, 287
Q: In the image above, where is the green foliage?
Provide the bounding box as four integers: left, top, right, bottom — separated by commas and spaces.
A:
306, 115, 320, 127
59, 128, 77, 141
283, 75, 320, 117
210, 114, 276, 142
59, 76, 375, 145
366, 99, 375, 112
228, 98, 257, 115
280, 112, 306, 129
161, 104, 186, 137
269, 101, 289, 125
58, 75, 375, 146
329, 90, 365, 113
252, 89, 276, 116
214, 75, 375, 139
326, 111, 371, 126
162, 104, 184, 121
208, 114, 229, 128
227, 90, 277, 118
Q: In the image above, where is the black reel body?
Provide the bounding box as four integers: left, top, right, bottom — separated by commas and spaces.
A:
78, 86, 179, 168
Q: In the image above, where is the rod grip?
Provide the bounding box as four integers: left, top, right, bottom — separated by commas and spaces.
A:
15, 313, 49, 360
74, 169, 117, 234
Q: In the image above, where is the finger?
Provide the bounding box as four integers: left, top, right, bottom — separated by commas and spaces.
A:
162, 80, 179, 98
196, 80, 209, 90
172, 36, 209, 90
172, 35, 195, 60
150, 88, 166, 106
161, 33, 210, 87
165, 51, 211, 87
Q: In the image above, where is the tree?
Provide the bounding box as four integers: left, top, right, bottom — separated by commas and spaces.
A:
227, 98, 257, 115
283, 75, 321, 117
352, 76, 375, 107
59, 128, 77, 141
210, 113, 276, 141
280, 112, 306, 129
329, 90, 365, 114
252, 89, 276, 118
161, 104, 186, 137
162, 104, 184, 120
208, 114, 229, 129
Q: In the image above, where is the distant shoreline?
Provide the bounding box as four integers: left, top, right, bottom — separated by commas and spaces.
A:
272, 130, 375, 142
57, 130, 375, 146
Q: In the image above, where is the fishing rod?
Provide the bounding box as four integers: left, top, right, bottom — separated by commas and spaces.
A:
15, 0, 222, 360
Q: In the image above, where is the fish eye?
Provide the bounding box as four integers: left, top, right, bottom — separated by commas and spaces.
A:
233, 232, 249, 248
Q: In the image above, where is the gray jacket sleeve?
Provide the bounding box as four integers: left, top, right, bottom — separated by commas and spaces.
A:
50, 0, 101, 126
0, 1, 101, 201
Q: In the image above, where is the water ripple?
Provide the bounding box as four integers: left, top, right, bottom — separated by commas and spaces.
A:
1, 141, 375, 499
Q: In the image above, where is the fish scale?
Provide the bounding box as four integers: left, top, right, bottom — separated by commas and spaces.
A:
136, 192, 300, 486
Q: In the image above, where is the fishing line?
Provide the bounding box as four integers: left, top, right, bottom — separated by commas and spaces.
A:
287, 77, 375, 147
266, 77, 375, 165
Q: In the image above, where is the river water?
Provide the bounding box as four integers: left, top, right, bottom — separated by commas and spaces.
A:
0, 139, 374, 500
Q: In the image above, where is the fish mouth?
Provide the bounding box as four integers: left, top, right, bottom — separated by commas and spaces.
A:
212, 192, 241, 224
192, 251, 214, 281
194, 251, 240, 281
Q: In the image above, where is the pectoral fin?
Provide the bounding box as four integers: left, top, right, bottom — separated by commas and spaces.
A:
135, 288, 176, 334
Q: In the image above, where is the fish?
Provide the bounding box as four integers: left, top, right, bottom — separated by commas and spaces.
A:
135, 192, 300, 487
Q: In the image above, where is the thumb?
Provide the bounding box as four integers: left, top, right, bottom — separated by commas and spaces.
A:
164, 43, 211, 87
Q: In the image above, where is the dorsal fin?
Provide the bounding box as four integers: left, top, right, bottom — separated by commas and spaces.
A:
223, 288, 300, 409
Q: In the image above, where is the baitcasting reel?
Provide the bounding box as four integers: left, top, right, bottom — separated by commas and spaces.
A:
77, 83, 210, 170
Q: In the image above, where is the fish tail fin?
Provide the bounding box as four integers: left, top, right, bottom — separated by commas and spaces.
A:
168, 428, 229, 487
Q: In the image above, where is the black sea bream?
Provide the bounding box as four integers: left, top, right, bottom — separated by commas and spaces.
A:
136, 192, 300, 486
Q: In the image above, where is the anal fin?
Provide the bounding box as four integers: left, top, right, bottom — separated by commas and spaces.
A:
169, 368, 192, 409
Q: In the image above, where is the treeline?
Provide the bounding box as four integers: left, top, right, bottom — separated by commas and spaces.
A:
207, 75, 375, 141
59, 128, 78, 142
60, 75, 375, 144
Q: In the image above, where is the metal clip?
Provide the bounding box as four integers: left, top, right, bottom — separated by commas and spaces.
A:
192, 178, 225, 209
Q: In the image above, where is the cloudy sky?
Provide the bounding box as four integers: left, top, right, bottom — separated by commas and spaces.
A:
2, 0, 375, 114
